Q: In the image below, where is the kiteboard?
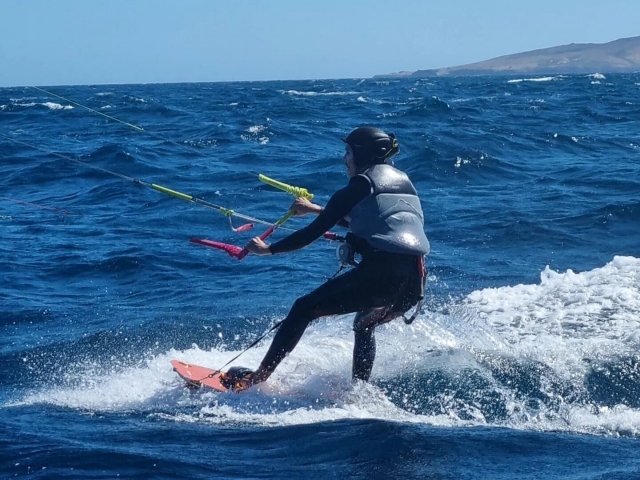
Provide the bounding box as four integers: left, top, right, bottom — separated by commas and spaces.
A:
171, 359, 230, 392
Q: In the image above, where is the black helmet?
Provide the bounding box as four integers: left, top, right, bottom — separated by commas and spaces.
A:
342, 127, 399, 167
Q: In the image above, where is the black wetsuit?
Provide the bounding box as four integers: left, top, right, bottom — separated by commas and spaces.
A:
265, 175, 426, 381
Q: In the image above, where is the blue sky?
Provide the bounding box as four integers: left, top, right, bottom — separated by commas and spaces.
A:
1, 0, 638, 87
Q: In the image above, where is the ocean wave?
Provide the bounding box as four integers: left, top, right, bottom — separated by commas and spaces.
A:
281, 90, 361, 96
551, 132, 580, 143
507, 76, 562, 83
241, 124, 270, 145
86, 144, 134, 164
465, 256, 640, 346
125, 95, 147, 103
3, 256, 638, 435
5, 101, 74, 111
43, 102, 74, 111
399, 96, 450, 118
3, 77, 640, 460
246, 124, 267, 134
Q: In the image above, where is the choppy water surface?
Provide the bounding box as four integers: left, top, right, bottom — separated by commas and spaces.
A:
1, 74, 639, 478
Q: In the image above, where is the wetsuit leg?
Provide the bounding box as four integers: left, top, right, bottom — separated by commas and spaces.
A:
352, 310, 376, 382
259, 253, 425, 378
259, 265, 399, 374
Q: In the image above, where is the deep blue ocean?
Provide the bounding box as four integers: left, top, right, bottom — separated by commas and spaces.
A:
1, 74, 640, 479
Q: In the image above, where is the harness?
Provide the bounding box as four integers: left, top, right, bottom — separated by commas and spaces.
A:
330, 234, 427, 324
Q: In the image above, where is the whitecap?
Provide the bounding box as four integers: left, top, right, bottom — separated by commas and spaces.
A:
508, 76, 560, 83
464, 256, 640, 349
43, 102, 73, 111
8, 256, 640, 437
454, 157, 470, 168
247, 125, 266, 134
282, 90, 361, 96
11, 102, 73, 110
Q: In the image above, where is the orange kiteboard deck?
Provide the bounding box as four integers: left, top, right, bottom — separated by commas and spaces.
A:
171, 359, 229, 392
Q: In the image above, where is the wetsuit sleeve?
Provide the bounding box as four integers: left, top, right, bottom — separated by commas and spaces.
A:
269, 175, 371, 254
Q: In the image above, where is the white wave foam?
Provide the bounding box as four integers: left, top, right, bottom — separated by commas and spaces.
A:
242, 124, 270, 145
5, 315, 460, 424
6, 257, 640, 436
508, 76, 561, 83
282, 90, 361, 96
464, 256, 640, 356
589, 73, 606, 80
240, 134, 270, 145
11, 102, 73, 110
247, 125, 266, 134
43, 102, 73, 111
454, 157, 470, 168
357, 96, 367, 103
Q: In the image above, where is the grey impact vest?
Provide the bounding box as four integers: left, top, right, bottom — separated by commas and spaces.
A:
346, 164, 430, 256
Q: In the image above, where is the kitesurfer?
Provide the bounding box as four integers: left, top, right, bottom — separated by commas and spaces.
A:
222, 127, 430, 392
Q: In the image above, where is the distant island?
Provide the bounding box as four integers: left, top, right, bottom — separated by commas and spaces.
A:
375, 36, 640, 78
